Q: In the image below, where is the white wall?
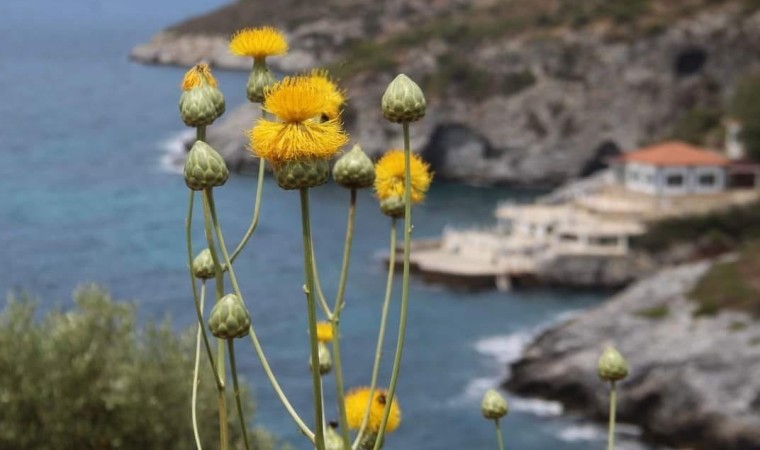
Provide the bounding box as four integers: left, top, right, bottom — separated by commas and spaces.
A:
624, 163, 659, 195
623, 163, 726, 195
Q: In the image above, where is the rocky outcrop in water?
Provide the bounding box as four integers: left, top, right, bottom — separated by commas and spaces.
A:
132, 1, 760, 186
506, 261, 760, 450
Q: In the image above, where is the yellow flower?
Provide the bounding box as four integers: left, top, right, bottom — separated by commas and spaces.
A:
181, 63, 218, 91
374, 150, 433, 203
250, 77, 349, 163
229, 27, 288, 59
306, 69, 346, 120
316, 321, 333, 342
345, 387, 401, 433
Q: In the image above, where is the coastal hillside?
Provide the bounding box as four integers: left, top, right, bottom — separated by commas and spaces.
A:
132, 0, 760, 185
506, 258, 760, 450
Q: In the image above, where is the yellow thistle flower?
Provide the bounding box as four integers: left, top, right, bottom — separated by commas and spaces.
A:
374, 150, 433, 203
250, 77, 349, 163
345, 387, 401, 433
229, 27, 288, 59
316, 321, 334, 342
306, 69, 346, 120
181, 63, 218, 91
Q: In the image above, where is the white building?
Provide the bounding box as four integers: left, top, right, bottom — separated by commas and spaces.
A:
613, 141, 730, 196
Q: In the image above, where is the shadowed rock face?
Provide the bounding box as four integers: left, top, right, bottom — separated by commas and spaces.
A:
506, 262, 760, 450
134, 2, 760, 186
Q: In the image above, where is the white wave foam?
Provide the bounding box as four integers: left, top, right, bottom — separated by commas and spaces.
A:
159, 129, 194, 174
474, 333, 531, 366
558, 424, 605, 442
510, 397, 563, 417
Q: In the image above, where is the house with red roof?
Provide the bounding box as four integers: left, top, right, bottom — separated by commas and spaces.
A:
612, 141, 753, 195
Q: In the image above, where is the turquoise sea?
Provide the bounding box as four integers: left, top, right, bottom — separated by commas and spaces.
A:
0, 1, 653, 448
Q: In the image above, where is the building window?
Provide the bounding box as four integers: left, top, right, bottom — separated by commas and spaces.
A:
666, 174, 684, 186
699, 173, 716, 186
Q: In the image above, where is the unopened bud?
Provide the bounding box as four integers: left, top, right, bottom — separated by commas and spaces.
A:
208, 294, 251, 339
184, 140, 229, 191
309, 341, 332, 375
481, 389, 508, 420
246, 58, 276, 103
379, 196, 405, 218
273, 158, 329, 190
333, 144, 375, 189
597, 347, 629, 382
192, 249, 216, 279
381, 74, 426, 124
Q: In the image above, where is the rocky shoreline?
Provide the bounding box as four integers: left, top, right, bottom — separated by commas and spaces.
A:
506, 260, 760, 450
131, 1, 760, 186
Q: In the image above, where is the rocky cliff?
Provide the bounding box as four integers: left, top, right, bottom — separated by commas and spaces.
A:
506, 261, 760, 450
132, 0, 760, 185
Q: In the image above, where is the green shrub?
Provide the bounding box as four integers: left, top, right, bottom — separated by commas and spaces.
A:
634, 304, 670, 320
671, 108, 723, 146
0, 285, 281, 450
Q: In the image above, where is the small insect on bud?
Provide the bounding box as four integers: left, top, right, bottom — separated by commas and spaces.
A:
273, 158, 330, 190
381, 74, 426, 124
208, 294, 251, 339
481, 389, 509, 420
332, 144, 376, 189
184, 140, 229, 191
597, 346, 629, 382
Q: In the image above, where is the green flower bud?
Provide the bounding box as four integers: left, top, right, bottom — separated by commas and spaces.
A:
179, 85, 225, 127
325, 424, 346, 450
208, 294, 251, 340
598, 347, 629, 382
481, 389, 509, 420
380, 196, 405, 218
246, 58, 276, 104
192, 249, 216, 279
332, 144, 375, 189
273, 158, 329, 190
381, 74, 426, 124
184, 140, 229, 191
358, 432, 379, 450
309, 342, 333, 375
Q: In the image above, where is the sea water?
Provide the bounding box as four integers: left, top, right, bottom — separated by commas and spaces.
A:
0, 1, 654, 448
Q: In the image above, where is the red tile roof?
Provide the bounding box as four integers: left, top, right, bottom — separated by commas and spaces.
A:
617, 141, 730, 167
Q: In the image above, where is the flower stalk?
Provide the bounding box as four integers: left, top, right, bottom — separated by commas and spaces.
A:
495, 419, 505, 450
300, 188, 327, 450
608, 381, 617, 450
373, 121, 413, 450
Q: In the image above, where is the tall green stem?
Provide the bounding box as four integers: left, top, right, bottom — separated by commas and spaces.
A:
372, 122, 413, 450
330, 188, 357, 450
608, 381, 617, 450
229, 159, 266, 263
248, 326, 315, 441
353, 219, 396, 449
200, 192, 228, 450
204, 188, 252, 447
495, 419, 505, 450
228, 340, 251, 450
186, 191, 222, 389
299, 188, 326, 450
192, 282, 207, 450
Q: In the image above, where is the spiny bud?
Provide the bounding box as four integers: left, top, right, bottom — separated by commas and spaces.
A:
481, 389, 508, 420
192, 249, 216, 279
380, 196, 405, 218
273, 158, 329, 190
184, 140, 229, 191
179, 85, 225, 127
332, 144, 375, 189
325, 423, 346, 450
381, 74, 426, 124
246, 59, 276, 103
598, 347, 629, 382
208, 294, 251, 339
309, 342, 333, 375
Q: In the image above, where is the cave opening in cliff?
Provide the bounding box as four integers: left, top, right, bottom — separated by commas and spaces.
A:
674, 48, 708, 77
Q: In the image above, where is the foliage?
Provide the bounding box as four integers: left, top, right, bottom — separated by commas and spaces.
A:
731, 73, 760, 161
633, 201, 760, 253
689, 241, 760, 317
0, 285, 280, 450
634, 304, 670, 320
670, 108, 723, 146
